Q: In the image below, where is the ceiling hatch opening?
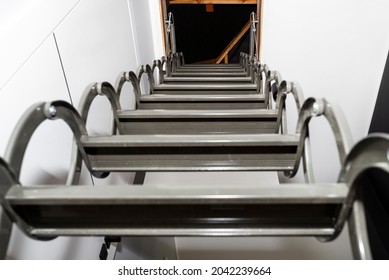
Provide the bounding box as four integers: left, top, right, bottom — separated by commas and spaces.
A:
168, 3, 257, 64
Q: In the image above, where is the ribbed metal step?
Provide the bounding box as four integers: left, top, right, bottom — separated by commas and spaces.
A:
163, 77, 252, 83
170, 72, 248, 77
0, 93, 385, 260
138, 94, 266, 110
174, 67, 246, 73
177, 63, 242, 68
153, 83, 258, 91
81, 134, 299, 172
5, 183, 346, 237
116, 109, 279, 135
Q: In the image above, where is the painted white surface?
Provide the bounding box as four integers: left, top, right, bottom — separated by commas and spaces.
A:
53, 0, 141, 187
256, 0, 389, 258
261, 0, 389, 183
128, 0, 165, 93
0, 35, 69, 160
0, 0, 80, 90
0, 34, 103, 260
0, 0, 148, 259
129, 0, 164, 65
1, 0, 386, 260
53, 0, 139, 109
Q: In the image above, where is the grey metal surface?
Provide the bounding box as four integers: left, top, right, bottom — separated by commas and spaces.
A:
1, 97, 389, 259
176, 52, 244, 68
5, 183, 349, 204
171, 72, 248, 77
139, 94, 265, 101
163, 77, 252, 83
152, 90, 260, 95
333, 135, 389, 259
117, 109, 279, 135
115, 70, 266, 110
81, 133, 299, 172
0, 63, 381, 260
249, 12, 259, 58
138, 102, 267, 110
138, 94, 267, 110
0, 158, 18, 259
153, 83, 258, 91
78, 81, 279, 135
174, 65, 246, 71
5, 183, 346, 237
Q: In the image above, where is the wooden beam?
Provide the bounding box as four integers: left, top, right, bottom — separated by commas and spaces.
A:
216, 21, 250, 64
168, 0, 256, 4
206, 4, 214, 12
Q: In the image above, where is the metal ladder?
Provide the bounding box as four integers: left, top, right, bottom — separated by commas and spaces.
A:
0, 96, 385, 259
0, 13, 379, 260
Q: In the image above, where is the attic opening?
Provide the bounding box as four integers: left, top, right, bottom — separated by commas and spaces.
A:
161, 0, 262, 64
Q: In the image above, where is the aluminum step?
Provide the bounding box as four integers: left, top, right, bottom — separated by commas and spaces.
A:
116, 109, 279, 135
138, 94, 266, 109
5, 183, 346, 237
153, 83, 258, 91
81, 134, 299, 172
174, 67, 246, 73
163, 77, 252, 84
170, 72, 248, 77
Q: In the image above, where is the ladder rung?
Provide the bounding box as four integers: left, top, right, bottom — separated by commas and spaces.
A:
177, 64, 242, 69
154, 83, 258, 91
138, 94, 267, 109
163, 77, 252, 83
139, 94, 265, 101
116, 109, 278, 118
6, 183, 346, 237
174, 68, 246, 73
171, 72, 248, 77
116, 109, 279, 135
81, 134, 299, 172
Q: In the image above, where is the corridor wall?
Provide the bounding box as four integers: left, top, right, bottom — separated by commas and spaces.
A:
0, 0, 163, 259
2, 0, 388, 259
261, 0, 389, 183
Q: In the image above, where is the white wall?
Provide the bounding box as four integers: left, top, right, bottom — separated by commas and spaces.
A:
0, 0, 166, 259
0, 0, 80, 90
2, 0, 387, 260
262, 0, 389, 182
130, 0, 165, 65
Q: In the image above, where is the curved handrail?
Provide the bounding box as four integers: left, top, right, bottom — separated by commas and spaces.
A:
115, 71, 141, 109
332, 134, 389, 258
265, 70, 282, 110
171, 53, 179, 73
137, 65, 154, 95
3, 100, 111, 189
275, 81, 305, 131
4, 102, 90, 179
247, 57, 257, 82
78, 82, 121, 130
281, 96, 369, 258
1, 96, 387, 259
274, 81, 317, 184
152, 59, 165, 84
178, 52, 185, 65
161, 56, 171, 76
67, 82, 121, 184
290, 96, 353, 184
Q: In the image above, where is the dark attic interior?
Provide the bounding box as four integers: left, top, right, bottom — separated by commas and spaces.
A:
169, 4, 256, 63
